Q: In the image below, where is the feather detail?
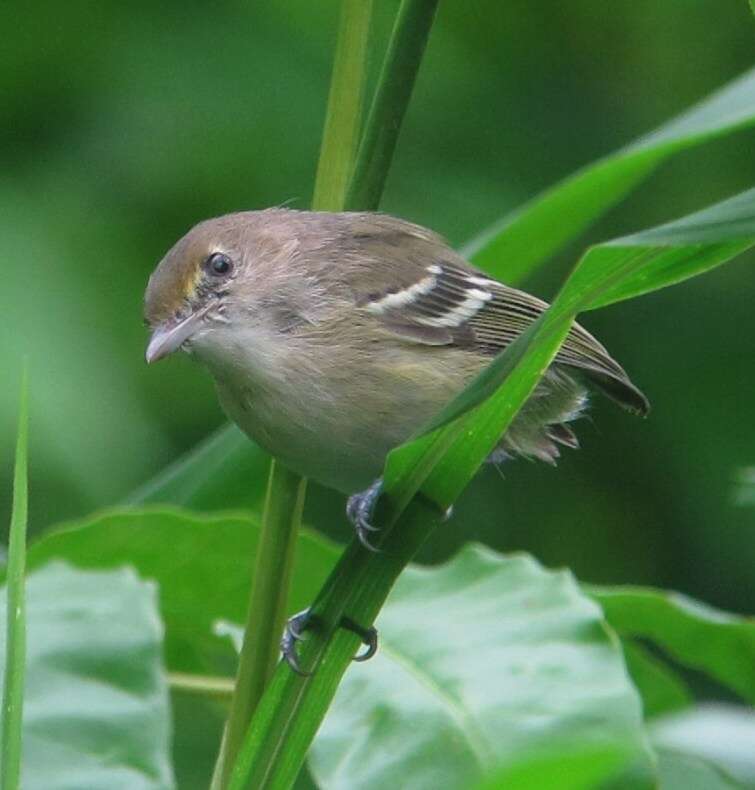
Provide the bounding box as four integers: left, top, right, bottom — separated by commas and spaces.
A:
359, 260, 649, 417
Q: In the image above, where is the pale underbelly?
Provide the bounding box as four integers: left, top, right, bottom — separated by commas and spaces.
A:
216, 381, 411, 493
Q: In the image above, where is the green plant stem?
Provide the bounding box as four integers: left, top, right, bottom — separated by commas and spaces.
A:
2, 370, 28, 790
218, 463, 306, 784
313, 0, 373, 212
214, 1, 373, 786
168, 672, 235, 699
229, 498, 445, 790
227, 2, 441, 786
345, 0, 439, 211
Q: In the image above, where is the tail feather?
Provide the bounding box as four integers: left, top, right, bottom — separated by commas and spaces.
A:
547, 423, 580, 449
579, 366, 650, 417
558, 320, 650, 417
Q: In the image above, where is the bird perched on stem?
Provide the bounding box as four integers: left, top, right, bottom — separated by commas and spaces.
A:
145, 209, 648, 668
145, 209, 648, 537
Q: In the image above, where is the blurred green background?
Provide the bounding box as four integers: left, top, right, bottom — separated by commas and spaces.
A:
2, 0, 754, 619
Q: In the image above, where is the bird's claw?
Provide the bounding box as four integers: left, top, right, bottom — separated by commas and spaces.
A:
346, 478, 384, 552
281, 609, 313, 675
342, 616, 379, 662
281, 609, 379, 673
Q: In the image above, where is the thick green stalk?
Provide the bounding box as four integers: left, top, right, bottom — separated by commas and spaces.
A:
345, 0, 440, 211
214, 1, 373, 785
217, 464, 306, 784
227, 2, 440, 786
2, 371, 29, 790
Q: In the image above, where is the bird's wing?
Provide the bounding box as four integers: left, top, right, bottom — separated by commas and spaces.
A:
357, 258, 649, 415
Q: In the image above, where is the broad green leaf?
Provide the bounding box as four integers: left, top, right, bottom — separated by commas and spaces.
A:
309, 545, 652, 790
589, 585, 755, 704
0, 562, 173, 789
2, 370, 28, 789
656, 752, 742, 790
463, 65, 755, 284
25, 508, 339, 674
476, 744, 633, 790
126, 424, 270, 512
652, 705, 755, 788
621, 641, 691, 719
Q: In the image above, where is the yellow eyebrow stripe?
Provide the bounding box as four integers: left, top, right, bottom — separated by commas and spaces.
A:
181, 263, 204, 302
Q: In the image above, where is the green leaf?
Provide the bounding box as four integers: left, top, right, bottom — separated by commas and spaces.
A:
621, 640, 692, 719
0, 562, 173, 789
25, 508, 339, 674
475, 744, 633, 790
309, 545, 652, 790
656, 751, 742, 790
588, 585, 755, 704
561, 187, 755, 312
463, 65, 755, 284
653, 705, 755, 788
126, 424, 270, 512
2, 370, 28, 790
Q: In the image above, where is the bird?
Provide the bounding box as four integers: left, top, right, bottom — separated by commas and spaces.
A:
144, 208, 648, 668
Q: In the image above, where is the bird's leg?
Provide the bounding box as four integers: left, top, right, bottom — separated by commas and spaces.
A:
281, 608, 379, 674
341, 616, 378, 662
280, 609, 315, 675
347, 477, 456, 552
346, 477, 384, 552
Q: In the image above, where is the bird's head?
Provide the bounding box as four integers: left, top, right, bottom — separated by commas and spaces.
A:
144, 209, 322, 365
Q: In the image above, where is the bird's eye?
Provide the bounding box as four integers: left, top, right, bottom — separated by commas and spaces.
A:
205, 252, 233, 277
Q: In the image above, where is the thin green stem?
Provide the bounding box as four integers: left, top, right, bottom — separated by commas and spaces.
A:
168, 672, 234, 699
345, 0, 439, 211
214, 1, 373, 786
229, 499, 443, 790
218, 464, 306, 784
227, 2, 440, 786
313, 0, 374, 212
2, 369, 29, 790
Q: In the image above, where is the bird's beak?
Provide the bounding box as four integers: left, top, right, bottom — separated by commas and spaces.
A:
145, 308, 207, 364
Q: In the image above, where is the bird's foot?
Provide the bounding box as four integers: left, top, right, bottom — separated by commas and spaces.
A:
346, 478, 384, 552
342, 616, 379, 663
281, 608, 378, 675
280, 609, 314, 675
347, 478, 456, 552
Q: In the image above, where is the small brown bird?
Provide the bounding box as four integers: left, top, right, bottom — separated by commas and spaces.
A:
145, 209, 648, 668
144, 209, 648, 537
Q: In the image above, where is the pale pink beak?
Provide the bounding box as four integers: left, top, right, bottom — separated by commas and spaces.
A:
145, 309, 207, 364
